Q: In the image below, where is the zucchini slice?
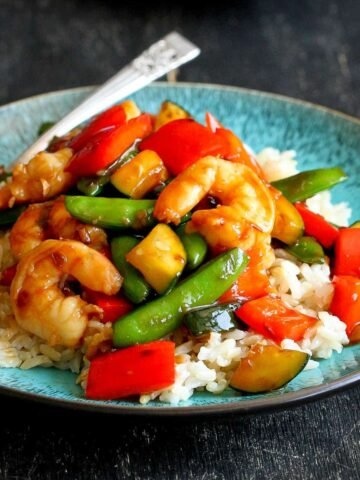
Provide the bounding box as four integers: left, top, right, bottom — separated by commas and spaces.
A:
184, 303, 239, 336
230, 344, 309, 393
126, 224, 186, 294
110, 150, 169, 199
155, 100, 191, 130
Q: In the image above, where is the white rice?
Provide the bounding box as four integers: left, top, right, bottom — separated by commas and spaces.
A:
256, 148, 298, 181
0, 147, 352, 404
305, 191, 351, 226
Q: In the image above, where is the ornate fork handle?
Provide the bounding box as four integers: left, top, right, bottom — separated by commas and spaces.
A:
15, 32, 200, 165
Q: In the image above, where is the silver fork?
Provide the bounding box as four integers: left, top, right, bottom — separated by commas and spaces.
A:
15, 32, 200, 165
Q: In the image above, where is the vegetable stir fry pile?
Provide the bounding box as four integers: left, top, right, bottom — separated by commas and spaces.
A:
0, 99, 358, 401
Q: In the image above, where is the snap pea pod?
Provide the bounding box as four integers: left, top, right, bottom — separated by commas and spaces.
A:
65, 196, 156, 230
286, 236, 325, 264
184, 303, 240, 336
272, 167, 347, 203
77, 175, 110, 197
111, 236, 152, 304
113, 247, 249, 347
176, 225, 208, 271
65, 196, 191, 230
0, 206, 26, 227
350, 220, 360, 228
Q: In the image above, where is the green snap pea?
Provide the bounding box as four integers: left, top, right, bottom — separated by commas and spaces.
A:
113, 247, 249, 347
77, 176, 110, 197
184, 303, 240, 336
286, 236, 325, 264
350, 220, 360, 228
65, 196, 156, 230
0, 206, 26, 227
65, 196, 191, 230
176, 225, 208, 271
272, 167, 347, 203
111, 236, 151, 304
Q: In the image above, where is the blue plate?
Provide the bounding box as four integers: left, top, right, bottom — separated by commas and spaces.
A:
0, 83, 359, 415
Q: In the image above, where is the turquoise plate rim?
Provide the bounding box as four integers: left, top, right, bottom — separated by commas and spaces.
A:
0, 366, 358, 416
0, 82, 359, 416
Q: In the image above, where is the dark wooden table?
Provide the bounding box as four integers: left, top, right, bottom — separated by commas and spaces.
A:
0, 1, 359, 478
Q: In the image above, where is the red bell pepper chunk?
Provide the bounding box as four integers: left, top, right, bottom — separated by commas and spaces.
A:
86, 290, 133, 323
205, 112, 223, 132
0, 265, 17, 286
69, 104, 127, 152
295, 203, 339, 249
214, 127, 266, 179
220, 267, 271, 303
66, 113, 152, 177
86, 341, 175, 400
334, 228, 360, 277
220, 269, 270, 303
330, 275, 360, 337
220, 242, 272, 302
236, 296, 317, 342
139, 119, 230, 176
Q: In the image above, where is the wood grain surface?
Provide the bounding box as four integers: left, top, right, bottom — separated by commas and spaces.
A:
0, 0, 359, 478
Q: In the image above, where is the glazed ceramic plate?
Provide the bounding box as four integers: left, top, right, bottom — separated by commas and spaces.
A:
0, 83, 359, 415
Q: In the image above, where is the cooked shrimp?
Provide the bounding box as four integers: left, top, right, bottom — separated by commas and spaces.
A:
10, 240, 122, 347
154, 156, 275, 251
10, 197, 108, 259
48, 197, 107, 251
0, 148, 74, 210
10, 202, 52, 259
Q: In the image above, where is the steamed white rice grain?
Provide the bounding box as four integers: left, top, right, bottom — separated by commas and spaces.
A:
256, 148, 298, 181
306, 191, 351, 226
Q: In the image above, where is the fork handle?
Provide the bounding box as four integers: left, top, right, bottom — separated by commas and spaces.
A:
15, 32, 200, 165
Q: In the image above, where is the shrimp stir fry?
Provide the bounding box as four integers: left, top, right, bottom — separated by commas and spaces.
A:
0, 148, 74, 210
0, 98, 349, 402
10, 240, 122, 347
10, 197, 107, 259
154, 156, 275, 252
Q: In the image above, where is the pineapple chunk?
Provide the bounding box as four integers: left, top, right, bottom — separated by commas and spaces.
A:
126, 224, 186, 294
110, 150, 169, 199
